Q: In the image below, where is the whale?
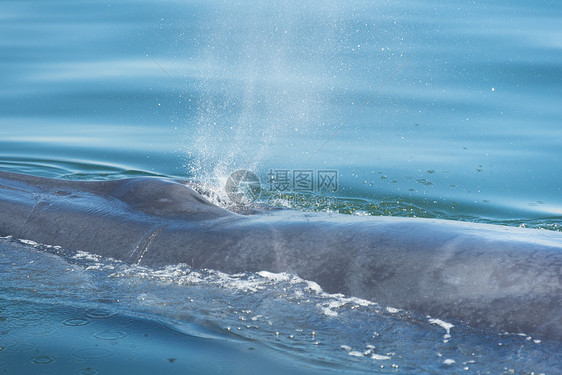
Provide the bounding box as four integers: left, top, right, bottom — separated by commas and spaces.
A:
0, 170, 561, 340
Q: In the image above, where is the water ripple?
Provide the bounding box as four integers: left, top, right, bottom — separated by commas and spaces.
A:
30, 355, 56, 365
63, 317, 90, 327
85, 309, 117, 320
72, 347, 115, 360
92, 330, 127, 341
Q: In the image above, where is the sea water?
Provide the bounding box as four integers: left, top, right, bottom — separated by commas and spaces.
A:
0, 0, 561, 373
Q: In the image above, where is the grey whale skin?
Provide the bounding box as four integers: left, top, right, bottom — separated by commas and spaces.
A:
1, 171, 561, 340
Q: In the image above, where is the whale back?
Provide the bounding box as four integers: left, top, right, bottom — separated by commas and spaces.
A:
1, 171, 562, 341
0, 171, 233, 220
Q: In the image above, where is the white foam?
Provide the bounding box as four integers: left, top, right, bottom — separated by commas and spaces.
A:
371, 353, 391, 360
317, 295, 374, 317
342, 344, 392, 361
111, 264, 381, 322
429, 318, 454, 334
443, 359, 456, 365
19, 239, 38, 246
257, 271, 293, 282
72, 251, 101, 262
429, 318, 454, 342
349, 297, 375, 307
304, 280, 323, 293
319, 306, 339, 317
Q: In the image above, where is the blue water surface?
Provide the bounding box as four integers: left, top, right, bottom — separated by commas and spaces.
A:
1, 0, 561, 373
